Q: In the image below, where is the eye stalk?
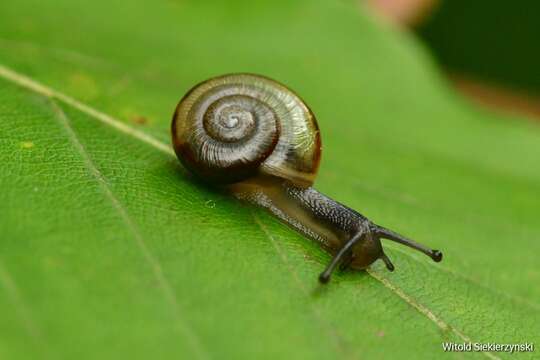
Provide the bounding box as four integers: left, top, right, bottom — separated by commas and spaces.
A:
376, 226, 443, 263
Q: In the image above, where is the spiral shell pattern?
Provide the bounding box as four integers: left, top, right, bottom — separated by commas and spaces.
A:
172, 74, 321, 186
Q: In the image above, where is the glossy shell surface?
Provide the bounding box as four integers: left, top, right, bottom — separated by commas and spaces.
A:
172, 74, 321, 186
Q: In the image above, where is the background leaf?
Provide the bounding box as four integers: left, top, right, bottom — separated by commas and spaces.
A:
1, 0, 539, 359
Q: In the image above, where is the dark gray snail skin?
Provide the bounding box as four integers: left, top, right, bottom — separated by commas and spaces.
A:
172, 73, 443, 283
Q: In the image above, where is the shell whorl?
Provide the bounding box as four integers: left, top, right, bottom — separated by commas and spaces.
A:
172, 74, 321, 186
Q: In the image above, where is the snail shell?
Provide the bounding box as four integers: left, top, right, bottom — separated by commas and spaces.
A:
172, 74, 321, 187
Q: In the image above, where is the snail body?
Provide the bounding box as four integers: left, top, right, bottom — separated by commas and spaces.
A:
172, 74, 442, 283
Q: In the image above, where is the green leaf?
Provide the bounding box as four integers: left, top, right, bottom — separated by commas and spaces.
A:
1, 1, 539, 359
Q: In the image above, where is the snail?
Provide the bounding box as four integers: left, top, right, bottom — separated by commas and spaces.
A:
171, 74, 442, 283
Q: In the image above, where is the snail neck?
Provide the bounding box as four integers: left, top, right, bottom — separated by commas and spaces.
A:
228, 176, 366, 251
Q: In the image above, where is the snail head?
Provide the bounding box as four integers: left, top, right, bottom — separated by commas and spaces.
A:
319, 224, 442, 283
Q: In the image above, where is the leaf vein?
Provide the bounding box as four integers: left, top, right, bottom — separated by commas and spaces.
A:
0, 260, 44, 342
386, 245, 540, 311
367, 269, 501, 360
252, 213, 357, 360
48, 99, 209, 360
0, 64, 174, 157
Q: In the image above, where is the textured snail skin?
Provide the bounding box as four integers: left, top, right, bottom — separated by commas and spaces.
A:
172, 74, 442, 283
229, 177, 384, 270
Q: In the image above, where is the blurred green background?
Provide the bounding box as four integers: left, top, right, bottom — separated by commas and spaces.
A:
418, 0, 540, 95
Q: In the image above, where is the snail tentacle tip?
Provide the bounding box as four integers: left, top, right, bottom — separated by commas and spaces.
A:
381, 253, 395, 272
318, 272, 331, 284
431, 250, 443, 262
